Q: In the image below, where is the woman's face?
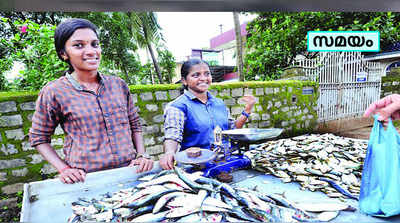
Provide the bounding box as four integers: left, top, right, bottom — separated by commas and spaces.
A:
183, 63, 212, 94
62, 28, 101, 73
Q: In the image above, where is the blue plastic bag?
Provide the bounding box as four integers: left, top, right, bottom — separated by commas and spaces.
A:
359, 115, 400, 217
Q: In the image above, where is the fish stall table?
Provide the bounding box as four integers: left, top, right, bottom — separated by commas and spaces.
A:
21, 162, 400, 222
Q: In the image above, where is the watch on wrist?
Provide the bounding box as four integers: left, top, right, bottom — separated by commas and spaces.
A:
241, 110, 250, 118
136, 153, 150, 159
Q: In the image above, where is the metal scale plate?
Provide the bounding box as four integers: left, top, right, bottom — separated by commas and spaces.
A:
221, 128, 283, 143
174, 128, 283, 178
174, 148, 217, 165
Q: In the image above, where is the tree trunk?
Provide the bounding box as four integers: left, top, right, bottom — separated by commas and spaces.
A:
233, 12, 244, 81
143, 25, 163, 84
122, 67, 129, 84
150, 64, 154, 84
147, 43, 163, 84
114, 59, 129, 83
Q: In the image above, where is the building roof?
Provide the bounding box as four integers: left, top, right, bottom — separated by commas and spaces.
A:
364, 51, 400, 61
191, 49, 221, 53
210, 23, 248, 49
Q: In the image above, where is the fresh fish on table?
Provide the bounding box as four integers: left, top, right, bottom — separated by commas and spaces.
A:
245, 133, 367, 199
68, 166, 347, 222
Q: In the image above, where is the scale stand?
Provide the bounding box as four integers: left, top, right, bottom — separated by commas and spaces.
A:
188, 138, 251, 179
176, 128, 284, 179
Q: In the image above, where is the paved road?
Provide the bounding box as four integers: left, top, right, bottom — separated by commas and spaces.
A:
337, 126, 371, 140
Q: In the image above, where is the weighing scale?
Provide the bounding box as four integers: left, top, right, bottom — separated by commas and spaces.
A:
174, 128, 283, 178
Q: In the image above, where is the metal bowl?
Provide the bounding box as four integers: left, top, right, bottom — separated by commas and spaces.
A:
221, 128, 283, 143
174, 148, 217, 165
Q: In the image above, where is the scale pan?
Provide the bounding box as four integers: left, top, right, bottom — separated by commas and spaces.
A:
221, 128, 283, 143
174, 148, 217, 165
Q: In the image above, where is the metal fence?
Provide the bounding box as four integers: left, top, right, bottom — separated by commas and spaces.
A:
294, 52, 384, 122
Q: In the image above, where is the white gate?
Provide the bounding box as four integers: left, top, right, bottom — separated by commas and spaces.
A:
294, 52, 384, 122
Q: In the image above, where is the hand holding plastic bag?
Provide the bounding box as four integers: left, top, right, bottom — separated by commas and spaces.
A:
359, 115, 400, 217
363, 94, 400, 122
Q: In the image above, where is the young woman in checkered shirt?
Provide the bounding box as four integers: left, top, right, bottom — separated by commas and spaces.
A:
29, 18, 153, 184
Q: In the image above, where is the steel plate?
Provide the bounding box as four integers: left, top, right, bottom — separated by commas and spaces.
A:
174, 148, 217, 165
221, 128, 284, 143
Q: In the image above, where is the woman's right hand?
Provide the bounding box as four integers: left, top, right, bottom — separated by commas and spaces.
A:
364, 94, 400, 121
240, 95, 256, 113
159, 153, 175, 170
59, 168, 86, 184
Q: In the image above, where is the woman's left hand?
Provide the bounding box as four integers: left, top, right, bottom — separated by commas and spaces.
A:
240, 95, 256, 112
129, 157, 154, 173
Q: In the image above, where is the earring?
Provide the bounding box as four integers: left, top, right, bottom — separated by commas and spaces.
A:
61, 51, 68, 61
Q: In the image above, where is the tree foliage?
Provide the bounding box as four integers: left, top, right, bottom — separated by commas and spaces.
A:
0, 12, 63, 38
129, 12, 164, 84
245, 12, 400, 80
0, 12, 63, 74
157, 46, 176, 83
0, 17, 67, 91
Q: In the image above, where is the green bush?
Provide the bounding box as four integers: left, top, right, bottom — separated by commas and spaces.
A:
0, 17, 68, 91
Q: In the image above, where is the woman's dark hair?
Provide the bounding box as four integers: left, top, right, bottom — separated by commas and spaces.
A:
180, 58, 210, 94
54, 18, 99, 73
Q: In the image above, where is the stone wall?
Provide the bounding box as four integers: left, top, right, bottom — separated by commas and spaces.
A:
381, 71, 400, 98
0, 80, 318, 195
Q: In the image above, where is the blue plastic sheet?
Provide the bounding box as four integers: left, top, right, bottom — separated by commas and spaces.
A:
359, 115, 400, 217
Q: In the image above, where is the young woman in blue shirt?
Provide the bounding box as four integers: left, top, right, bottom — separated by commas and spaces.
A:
159, 59, 256, 170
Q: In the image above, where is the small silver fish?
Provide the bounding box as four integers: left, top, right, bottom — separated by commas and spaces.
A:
130, 210, 169, 222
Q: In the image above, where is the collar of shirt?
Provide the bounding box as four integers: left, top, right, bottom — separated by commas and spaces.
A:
183, 89, 216, 103
66, 72, 105, 91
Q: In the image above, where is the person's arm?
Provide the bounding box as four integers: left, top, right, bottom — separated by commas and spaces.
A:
125, 84, 153, 173
160, 139, 179, 170
29, 87, 85, 184
234, 95, 256, 128
36, 143, 85, 184
160, 105, 185, 170
132, 131, 145, 155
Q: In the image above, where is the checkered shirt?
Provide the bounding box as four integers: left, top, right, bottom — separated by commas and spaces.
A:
29, 73, 141, 172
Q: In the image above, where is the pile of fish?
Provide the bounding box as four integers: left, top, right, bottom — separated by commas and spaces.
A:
244, 133, 367, 200
68, 167, 355, 222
